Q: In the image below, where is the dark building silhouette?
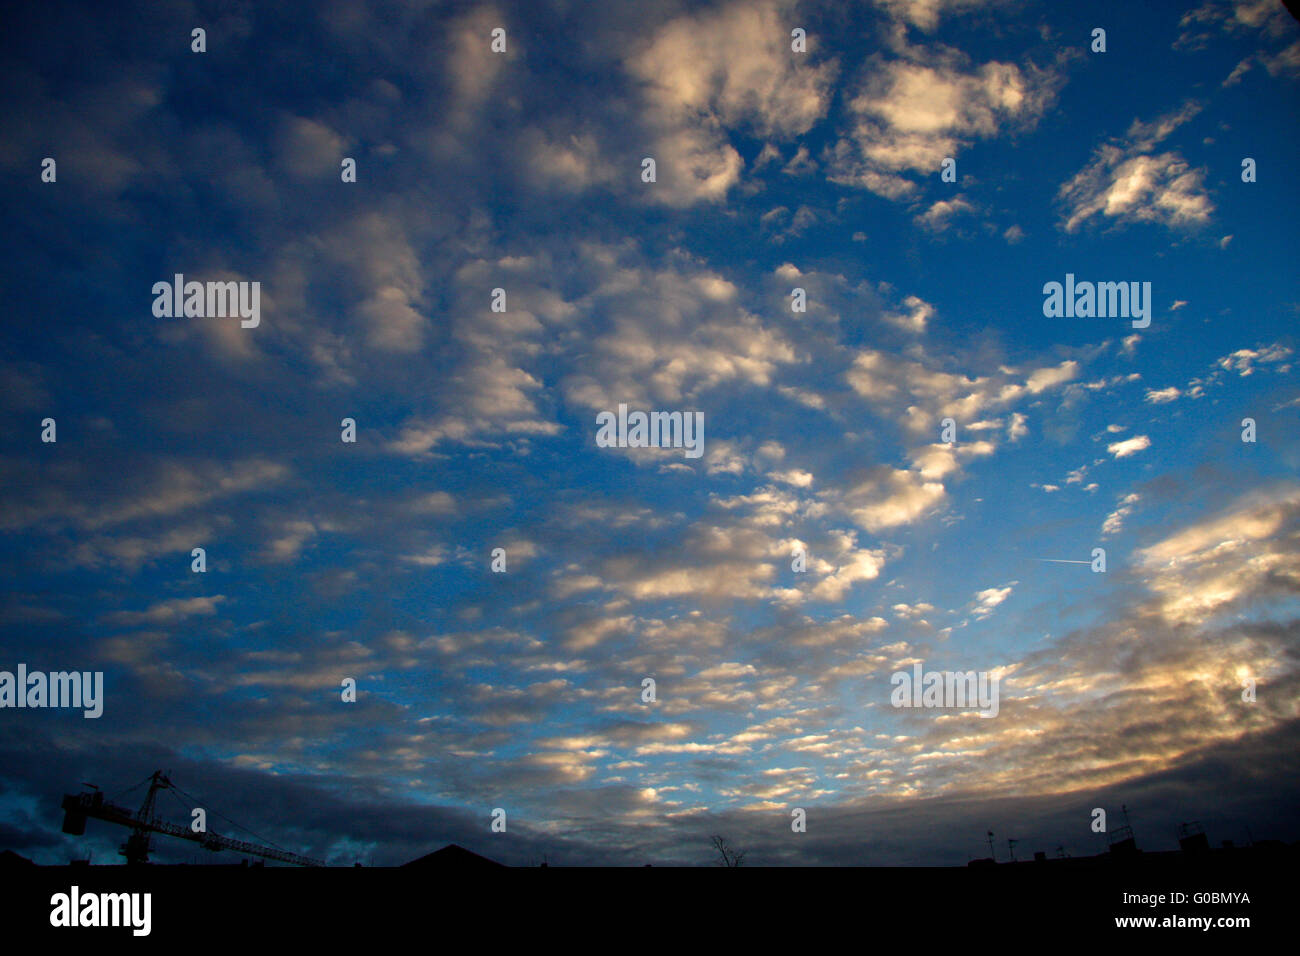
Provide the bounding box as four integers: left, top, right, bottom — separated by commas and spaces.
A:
1107, 827, 1138, 857
401, 844, 506, 869
1177, 821, 1210, 854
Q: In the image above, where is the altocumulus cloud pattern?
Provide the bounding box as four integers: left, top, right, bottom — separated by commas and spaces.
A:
1, 0, 1298, 881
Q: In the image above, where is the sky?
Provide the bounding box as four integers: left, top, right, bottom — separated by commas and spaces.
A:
0, 0, 1297, 867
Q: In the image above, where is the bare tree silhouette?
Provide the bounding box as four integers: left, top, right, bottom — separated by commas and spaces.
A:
710, 834, 746, 867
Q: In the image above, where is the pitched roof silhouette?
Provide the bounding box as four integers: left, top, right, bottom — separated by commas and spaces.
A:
401, 843, 505, 869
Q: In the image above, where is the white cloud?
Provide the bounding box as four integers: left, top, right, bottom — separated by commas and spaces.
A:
838, 466, 948, 531
885, 294, 935, 332
1059, 104, 1213, 232
1217, 344, 1292, 376
1102, 492, 1140, 537
971, 583, 1014, 619
770, 469, 815, 488
874, 0, 1010, 31
1136, 485, 1300, 624
561, 248, 800, 413
829, 45, 1060, 199
1144, 386, 1181, 404
1176, 0, 1296, 50
103, 595, 226, 627
1262, 39, 1300, 78
261, 519, 319, 563
915, 196, 976, 232
1107, 435, 1151, 459
276, 116, 345, 179
628, 0, 837, 206
1007, 412, 1028, 441
518, 129, 613, 192
809, 547, 887, 601
390, 357, 561, 455
846, 350, 1078, 436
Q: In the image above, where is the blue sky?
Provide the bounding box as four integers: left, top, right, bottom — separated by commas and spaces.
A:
1, 0, 1298, 866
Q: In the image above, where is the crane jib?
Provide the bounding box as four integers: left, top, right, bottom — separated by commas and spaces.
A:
60, 772, 325, 867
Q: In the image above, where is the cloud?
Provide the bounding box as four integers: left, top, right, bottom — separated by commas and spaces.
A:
1217, 344, 1293, 376
4, 0, 1299, 871
628, 0, 837, 205
770, 469, 815, 488
884, 295, 936, 332
828, 44, 1061, 199
102, 596, 227, 627
1176, 0, 1296, 50
1058, 104, 1214, 232
1262, 39, 1300, 78
971, 583, 1014, 619
67, 522, 215, 573
836, 466, 948, 531
408, 492, 457, 515
1101, 492, 1140, 536
518, 129, 616, 192
0, 458, 290, 534
276, 116, 346, 179
845, 349, 1078, 437
873, 0, 1011, 32
1179, 342, 1294, 399
1144, 386, 1181, 404
808, 545, 887, 601
444, 5, 511, 127
914, 196, 976, 233
559, 248, 800, 413
1106, 435, 1151, 458
1007, 412, 1028, 441
260, 519, 320, 564
390, 357, 562, 455
320, 211, 429, 354
1135, 484, 1300, 624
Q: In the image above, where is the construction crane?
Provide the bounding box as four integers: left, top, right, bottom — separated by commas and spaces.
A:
61, 770, 325, 866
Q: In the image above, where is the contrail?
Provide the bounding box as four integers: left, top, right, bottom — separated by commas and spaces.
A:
1033, 558, 1091, 564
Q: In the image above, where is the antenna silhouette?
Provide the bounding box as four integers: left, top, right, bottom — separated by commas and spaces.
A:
987, 830, 996, 861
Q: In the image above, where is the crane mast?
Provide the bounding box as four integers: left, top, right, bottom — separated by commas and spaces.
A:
61, 770, 324, 867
